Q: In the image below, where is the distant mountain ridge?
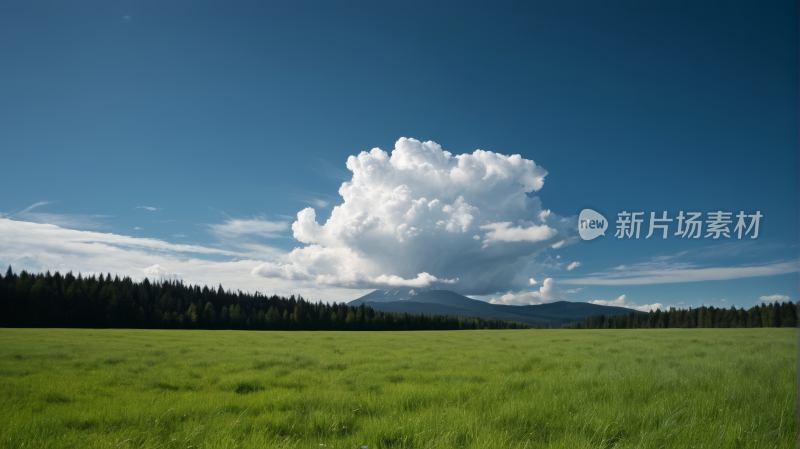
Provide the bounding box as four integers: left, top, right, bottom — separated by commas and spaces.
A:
349, 289, 647, 327
352, 287, 433, 302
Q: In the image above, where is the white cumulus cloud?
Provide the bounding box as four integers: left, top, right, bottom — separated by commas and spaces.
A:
479, 222, 557, 248
489, 278, 584, 305
490, 278, 562, 305
759, 294, 790, 302
567, 261, 581, 271
143, 264, 172, 278
590, 295, 662, 312
251, 138, 573, 294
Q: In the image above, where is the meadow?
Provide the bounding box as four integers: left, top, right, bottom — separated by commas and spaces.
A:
0, 328, 795, 448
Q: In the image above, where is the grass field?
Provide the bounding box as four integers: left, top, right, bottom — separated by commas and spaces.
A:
0, 328, 795, 448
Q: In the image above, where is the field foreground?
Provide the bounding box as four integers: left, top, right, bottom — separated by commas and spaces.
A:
0, 328, 795, 448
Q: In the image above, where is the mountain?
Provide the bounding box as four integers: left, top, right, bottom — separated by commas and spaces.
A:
348, 289, 647, 327
351, 287, 435, 303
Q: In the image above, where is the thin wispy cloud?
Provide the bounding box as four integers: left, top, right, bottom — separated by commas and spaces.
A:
308, 157, 352, 181
8, 201, 109, 230
302, 198, 329, 208
122, 15, 131, 22
19, 201, 54, 214
208, 216, 289, 238
135, 206, 161, 211
1, 219, 252, 257
566, 261, 581, 271
649, 252, 688, 262
0, 218, 360, 303
562, 258, 800, 285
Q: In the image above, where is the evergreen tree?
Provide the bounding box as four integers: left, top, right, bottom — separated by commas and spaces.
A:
202, 302, 216, 325
345, 309, 357, 327
266, 306, 280, 328
220, 306, 230, 327
257, 309, 266, 328
137, 307, 148, 328
781, 302, 797, 327
768, 302, 780, 327
186, 303, 199, 327
282, 309, 290, 325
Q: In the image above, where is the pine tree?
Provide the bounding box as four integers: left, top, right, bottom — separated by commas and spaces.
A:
229, 304, 241, 328
151, 309, 164, 326
266, 306, 280, 328
186, 303, 198, 327
202, 302, 216, 326
345, 309, 357, 327
220, 306, 229, 327
293, 303, 304, 327
255, 309, 265, 328
137, 307, 147, 328
665, 311, 673, 328
779, 302, 796, 327
769, 302, 780, 327
748, 306, 761, 327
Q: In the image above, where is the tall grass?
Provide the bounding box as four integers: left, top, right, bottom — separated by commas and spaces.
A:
0, 328, 794, 448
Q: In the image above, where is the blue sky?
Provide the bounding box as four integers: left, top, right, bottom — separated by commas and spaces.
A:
1, 1, 797, 310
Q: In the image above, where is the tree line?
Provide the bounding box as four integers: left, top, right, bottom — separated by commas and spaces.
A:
565, 302, 797, 329
0, 267, 530, 331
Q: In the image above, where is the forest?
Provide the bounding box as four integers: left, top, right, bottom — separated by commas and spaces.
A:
0, 268, 530, 331
2, 267, 794, 332
566, 301, 797, 329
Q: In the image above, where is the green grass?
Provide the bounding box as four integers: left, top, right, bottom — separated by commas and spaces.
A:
0, 328, 794, 448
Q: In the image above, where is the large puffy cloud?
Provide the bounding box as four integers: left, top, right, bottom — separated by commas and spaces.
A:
252, 138, 573, 295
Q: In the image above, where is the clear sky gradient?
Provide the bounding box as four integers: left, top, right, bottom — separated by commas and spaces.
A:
1, 1, 797, 310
